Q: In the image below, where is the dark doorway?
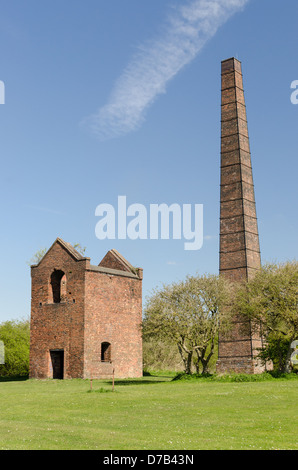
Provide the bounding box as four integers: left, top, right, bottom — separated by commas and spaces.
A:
50, 350, 64, 379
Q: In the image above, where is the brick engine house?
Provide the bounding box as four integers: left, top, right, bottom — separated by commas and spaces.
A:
29, 238, 143, 379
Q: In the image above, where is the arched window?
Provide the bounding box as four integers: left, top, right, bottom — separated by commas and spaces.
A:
50, 270, 66, 303
101, 342, 111, 362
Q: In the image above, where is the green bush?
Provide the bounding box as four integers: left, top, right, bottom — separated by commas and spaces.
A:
172, 371, 298, 383
0, 319, 30, 377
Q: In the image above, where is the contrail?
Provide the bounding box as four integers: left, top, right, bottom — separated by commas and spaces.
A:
83, 0, 250, 140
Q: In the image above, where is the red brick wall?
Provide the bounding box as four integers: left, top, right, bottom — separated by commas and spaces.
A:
29, 239, 143, 379
30, 241, 87, 379
99, 251, 131, 272
84, 269, 143, 379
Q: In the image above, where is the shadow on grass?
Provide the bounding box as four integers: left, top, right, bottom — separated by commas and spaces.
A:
0, 375, 29, 382
103, 373, 174, 386
105, 379, 170, 386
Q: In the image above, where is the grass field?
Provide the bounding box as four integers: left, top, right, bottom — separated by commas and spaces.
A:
0, 373, 297, 450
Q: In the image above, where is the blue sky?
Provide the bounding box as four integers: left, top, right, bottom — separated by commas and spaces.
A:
0, 0, 297, 322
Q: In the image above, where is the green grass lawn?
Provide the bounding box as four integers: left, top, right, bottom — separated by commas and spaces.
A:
0, 373, 297, 450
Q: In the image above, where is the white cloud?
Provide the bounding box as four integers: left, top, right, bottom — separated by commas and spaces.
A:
83, 0, 250, 140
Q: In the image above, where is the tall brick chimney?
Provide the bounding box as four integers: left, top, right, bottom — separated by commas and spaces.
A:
217, 58, 265, 374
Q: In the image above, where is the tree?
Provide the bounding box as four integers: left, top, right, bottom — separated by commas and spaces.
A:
28, 248, 47, 265
235, 261, 298, 373
0, 319, 30, 377
28, 242, 86, 266
73, 243, 86, 256
143, 274, 232, 374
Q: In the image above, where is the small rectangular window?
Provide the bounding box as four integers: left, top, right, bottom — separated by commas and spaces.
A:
101, 342, 111, 362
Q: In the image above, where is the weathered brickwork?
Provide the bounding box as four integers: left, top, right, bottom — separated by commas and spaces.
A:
29, 239, 143, 379
217, 58, 266, 374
